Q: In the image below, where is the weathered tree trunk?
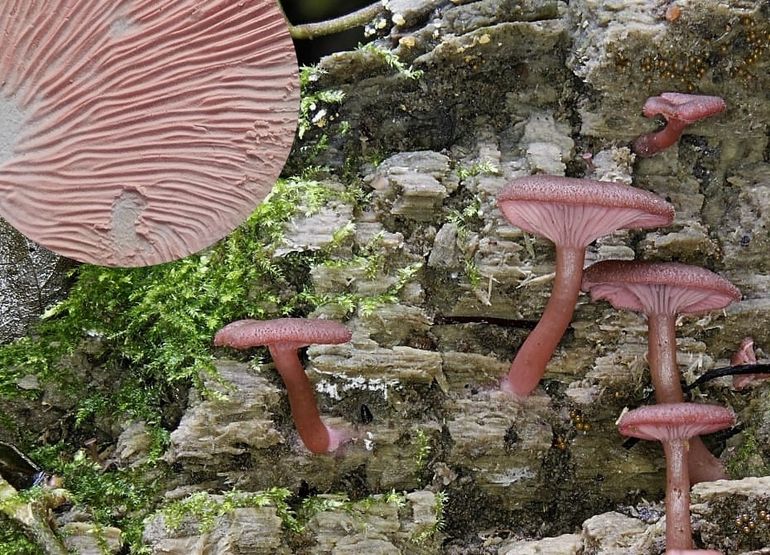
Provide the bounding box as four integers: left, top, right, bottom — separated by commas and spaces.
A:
3, 1, 770, 553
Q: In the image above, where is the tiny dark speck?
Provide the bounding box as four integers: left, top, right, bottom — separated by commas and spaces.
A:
504, 427, 519, 449
297, 480, 311, 499
740, 234, 751, 247
360, 404, 373, 424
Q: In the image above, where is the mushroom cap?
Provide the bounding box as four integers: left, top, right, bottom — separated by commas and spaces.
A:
642, 93, 726, 124
582, 260, 740, 316
617, 403, 735, 442
0, 0, 299, 267
497, 176, 674, 248
731, 337, 756, 366
666, 551, 723, 555
214, 318, 352, 351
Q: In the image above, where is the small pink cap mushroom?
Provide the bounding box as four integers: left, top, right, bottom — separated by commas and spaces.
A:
666, 551, 723, 555
0, 0, 299, 266
642, 93, 726, 124
497, 176, 675, 249
617, 403, 735, 442
730, 337, 770, 390
633, 93, 726, 157
215, 318, 352, 454
583, 261, 739, 484
582, 261, 741, 317
618, 402, 734, 551
496, 176, 673, 397
731, 337, 757, 367
214, 318, 353, 351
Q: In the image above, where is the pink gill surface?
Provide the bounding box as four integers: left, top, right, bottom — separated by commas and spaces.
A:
0, 0, 299, 266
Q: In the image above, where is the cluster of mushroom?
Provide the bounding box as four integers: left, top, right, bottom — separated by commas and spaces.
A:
496, 171, 739, 552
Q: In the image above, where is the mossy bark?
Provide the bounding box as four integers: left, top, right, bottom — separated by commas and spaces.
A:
3, 1, 770, 553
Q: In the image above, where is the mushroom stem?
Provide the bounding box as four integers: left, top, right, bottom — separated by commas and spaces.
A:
648, 313, 683, 404
647, 314, 728, 483
269, 345, 336, 454
662, 439, 694, 550
284, 2, 386, 40
633, 119, 687, 157
503, 246, 585, 397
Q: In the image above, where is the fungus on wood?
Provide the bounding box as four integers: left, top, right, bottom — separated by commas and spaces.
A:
582, 260, 741, 483
496, 175, 674, 398
730, 336, 770, 390
617, 403, 735, 552
632, 92, 726, 157
0, 0, 299, 266
214, 318, 353, 454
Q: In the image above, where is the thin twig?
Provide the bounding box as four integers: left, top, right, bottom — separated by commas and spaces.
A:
683, 363, 770, 392
286, 2, 386, 40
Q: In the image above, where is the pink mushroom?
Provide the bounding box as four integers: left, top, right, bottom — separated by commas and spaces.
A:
496, 175, 674, 397
214, 318, 352, 454
583, 260, 741, 483
632, 93, 726, 157
730, 337, 770, 390
666, 551, 723, 555
617, 403, 735, 551
0, 0, 299, 267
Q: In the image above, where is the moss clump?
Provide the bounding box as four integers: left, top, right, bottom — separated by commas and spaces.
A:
30, 447, 162, 552
726, 429, 770, 478
159, 488, 298, 535
0, 177, 363, 428
0, 175, 370, 551
410, 490, 447, 545
412, 428, 434, 477
312, 254, 423, 318
0, 523, 41, 555
356, 43, 424, 81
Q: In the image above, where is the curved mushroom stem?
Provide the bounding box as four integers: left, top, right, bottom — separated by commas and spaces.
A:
633, 119, 687, 157
503, 246, 585, 397
648, 314, 728, 484
268, 345, 343, 454
662, 439, 694, 551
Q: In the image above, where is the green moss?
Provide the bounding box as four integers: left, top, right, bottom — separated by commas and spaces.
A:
298, 66, 346, 141
447, 195, 485, 288
455, 161, 500, 182
312, 231, 424, 318
410, 491, 447, 545
357, 43, 424, 80
0, 177, 362, 423
413, 428, 432, 472
146, 488, 445, 550
0, 173, 379, 552
0, 521, 42, 555
26, 447, 162, 552
159, 488, 298, 535
0, 485, 68, 555
298, 490, 407, 527
726, 429, 770, 477
295, 65, 349, 163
